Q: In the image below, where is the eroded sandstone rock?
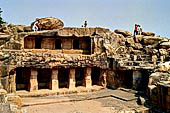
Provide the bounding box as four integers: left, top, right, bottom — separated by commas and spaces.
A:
142, 32, 155, 36
31, 17, 64, 30
114, 29, 132, 37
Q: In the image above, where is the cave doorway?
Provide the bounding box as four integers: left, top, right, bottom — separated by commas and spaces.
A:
124, 70, 133, 89
91, 67, 100, 85
75, 67, 84, 87
16, 67, 30, 91
58, 68, 69, 88
37, 68, 51, 89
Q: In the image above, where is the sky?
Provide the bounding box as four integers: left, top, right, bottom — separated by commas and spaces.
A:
1, 0, 170, 38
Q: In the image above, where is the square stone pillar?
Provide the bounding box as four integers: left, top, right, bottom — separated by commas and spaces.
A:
50, 69, 59, 90
69, 68, 76, 89
10, 73, 16, 93
0, 71, 3, 89
84, 67, 92, 88
29, 68, 38, 92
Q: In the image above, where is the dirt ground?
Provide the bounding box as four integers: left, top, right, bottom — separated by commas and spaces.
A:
21, 89, 149, 113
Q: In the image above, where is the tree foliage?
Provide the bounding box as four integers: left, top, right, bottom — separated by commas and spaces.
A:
0, 8, 6, 26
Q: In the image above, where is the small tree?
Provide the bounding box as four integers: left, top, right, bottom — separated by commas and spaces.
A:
0, 8, 6, 26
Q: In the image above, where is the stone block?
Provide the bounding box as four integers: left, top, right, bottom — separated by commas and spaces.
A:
0, 89, 7, 95
7, 95, 22, 108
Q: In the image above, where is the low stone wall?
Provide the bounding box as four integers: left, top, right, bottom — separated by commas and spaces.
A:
0, 89, 22, 113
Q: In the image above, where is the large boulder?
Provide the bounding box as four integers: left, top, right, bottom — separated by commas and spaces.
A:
142, 36, 164, 45
114, 29, 132, 37
142, 32, 155, 36
31, 17, 64, 30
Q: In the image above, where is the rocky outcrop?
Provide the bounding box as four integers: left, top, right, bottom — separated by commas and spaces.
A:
142, 32, 155, 36
114, 29, 132, 37
31, 17, 64, 30
142, 36, 165, 45
160, 41, 170, 49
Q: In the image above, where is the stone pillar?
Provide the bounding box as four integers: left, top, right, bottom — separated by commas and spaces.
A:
0, 70, 3, 89
50, 69, 59, 90
160, 55, 165, 62
10, 73, 16, 93
29, 68, 38, 92
84, 67, 92, 88
69, 68, 76, 89
99, 70, 107, 88
133, 55, 137, 61
132, 70, 142, 89
21, 38, 25, 49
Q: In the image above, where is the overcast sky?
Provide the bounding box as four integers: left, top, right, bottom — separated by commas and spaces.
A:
1, 0, 170, 38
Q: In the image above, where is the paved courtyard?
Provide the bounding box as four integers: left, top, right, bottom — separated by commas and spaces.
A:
21, 89, 149, 113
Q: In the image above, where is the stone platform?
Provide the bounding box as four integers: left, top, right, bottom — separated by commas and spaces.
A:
16, 85, 104, 97
21, 88, 149, 113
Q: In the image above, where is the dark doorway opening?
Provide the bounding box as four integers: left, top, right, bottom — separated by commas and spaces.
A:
75, 67, 84, 87
91, 67, 100, 85
55, 39, 61, 49
73, 39, 79, 49
109, 58, 114, 69
16, 67, 30, 91
124, 70, 133, 89
140, 70, 150, 91
37, 69, 51, 89
35, 37, 42, 49
58, 68, 69, 88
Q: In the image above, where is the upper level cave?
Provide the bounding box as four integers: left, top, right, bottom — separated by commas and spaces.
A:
24, 36, 92, 54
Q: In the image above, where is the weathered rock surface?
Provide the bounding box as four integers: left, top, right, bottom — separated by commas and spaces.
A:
158, 61, 170, 72
0, 90, 23, 113
160, 41, 170, 49
114, 29, 132, 37
142, 36, 164, 45
142, 32, 155, 36
31, 17, 64, 30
